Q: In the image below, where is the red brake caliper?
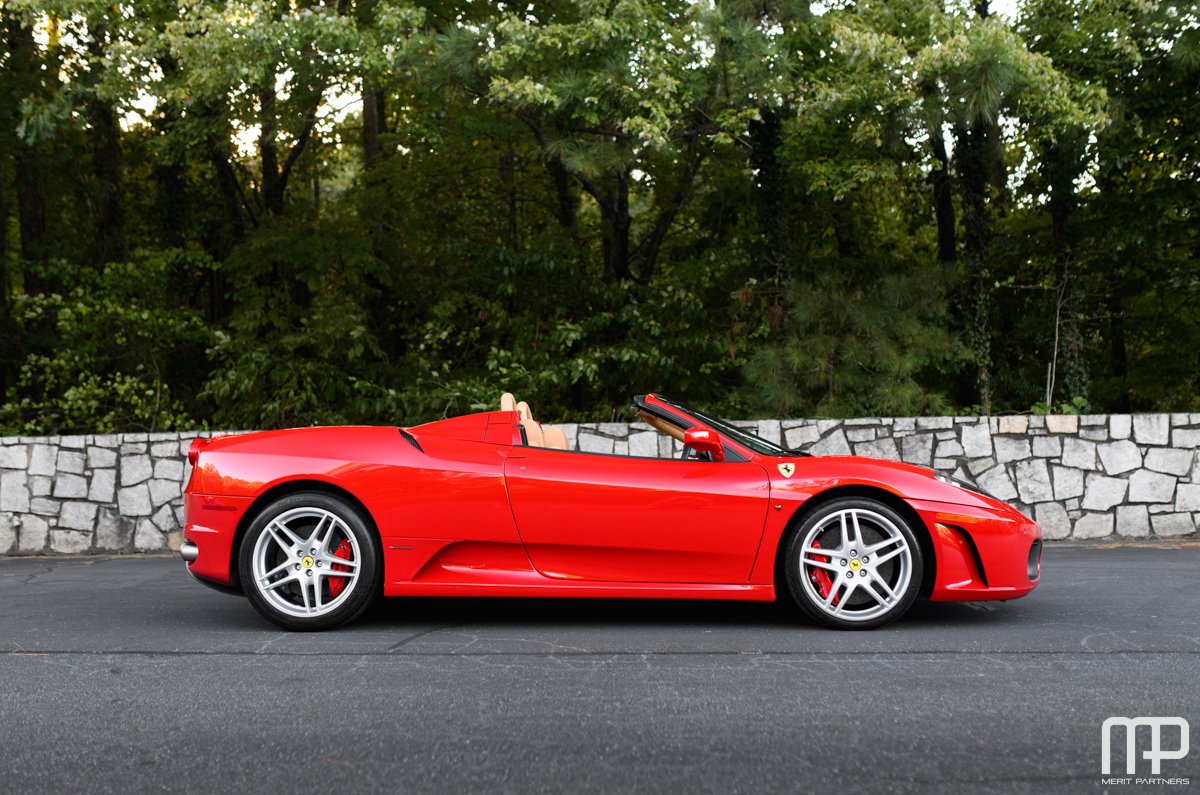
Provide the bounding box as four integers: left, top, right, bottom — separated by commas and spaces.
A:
809, 539, 839, 606
328, 539, 353, 598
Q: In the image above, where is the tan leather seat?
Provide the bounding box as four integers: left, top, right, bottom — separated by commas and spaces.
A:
542, 425, 569, 450
520, 418, 544, 447
501, 391, 565, 450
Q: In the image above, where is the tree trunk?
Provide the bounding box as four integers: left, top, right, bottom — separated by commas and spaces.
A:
199, 114, 246, 323
0, 140, 14, 398
258, 0, 322, 217
16, 158, 47, 268
831, 199, 862, 260
84, 27, 126, 264
260, 86, 284, 216
546, 157, 579, 238
204, 109, 253, 248
514, 110, 580, 239
928, 124, 956, 263
259, 83, 321, 217
0, 154, 7, 299
957, 0, 1004, 413
6, 19, 49, 278
600, 173, 632, 283
88, 96, 127, 263
987, 120, 1008, 213
153, 132, 187, 248
1108, 291, 1129, 411
514, 109, 697, 285
1045, 136, 1087, 404
362, 87, 384, 171
0, 164, 9, 399
749, 108, 791, 290
312, 159, 321, 214
631, 150, 702, 286
153, 57, 187, 247
957, 118, 994, 413
500, 145, 520, 249
0, 13, 9, 282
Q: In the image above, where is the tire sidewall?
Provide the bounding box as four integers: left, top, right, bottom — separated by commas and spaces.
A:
238, 491, 380, 631
784, 497, 924, 630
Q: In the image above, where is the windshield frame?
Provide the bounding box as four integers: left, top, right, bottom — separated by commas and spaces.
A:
649, 395, 803, 457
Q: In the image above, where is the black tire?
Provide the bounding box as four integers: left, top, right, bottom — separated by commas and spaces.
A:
238, 491, 380, 631
784, 497, 923, 630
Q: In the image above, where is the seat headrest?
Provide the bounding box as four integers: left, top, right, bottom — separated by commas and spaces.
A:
500, 392, 517, 412
516, 401, 532, 422
542, 425, 569, 451
520, 418, 544, 447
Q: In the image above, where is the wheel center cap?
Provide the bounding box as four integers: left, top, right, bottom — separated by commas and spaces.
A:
301, 555, 314, 569
849, 559, 862, 571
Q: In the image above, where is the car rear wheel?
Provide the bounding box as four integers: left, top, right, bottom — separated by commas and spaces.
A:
784, 497, 923, 630
238, 491, 379, 631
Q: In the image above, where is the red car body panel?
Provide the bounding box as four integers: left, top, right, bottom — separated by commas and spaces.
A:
505, 449, 770, 583
183, 397, 1041, 607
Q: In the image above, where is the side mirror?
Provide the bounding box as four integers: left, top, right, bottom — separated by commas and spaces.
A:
683, 426, 725, 462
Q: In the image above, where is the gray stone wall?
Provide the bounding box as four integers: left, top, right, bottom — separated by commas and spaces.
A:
0, 432, 212, 554
1, 413, 1198, 553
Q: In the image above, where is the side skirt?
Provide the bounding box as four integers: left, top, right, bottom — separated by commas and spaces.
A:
383, 539, 777, 601
385, 580, 776, 600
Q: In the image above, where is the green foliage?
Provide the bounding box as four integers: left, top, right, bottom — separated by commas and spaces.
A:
0, 251, 216, 433
746, 260, 964, 417
0, 0, 1196, 433
199, 213, 396, 429
1031, 395, 1089, 416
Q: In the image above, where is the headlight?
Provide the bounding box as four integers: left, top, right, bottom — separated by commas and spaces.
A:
934, 471, 999, 501
934, 472, 964, 488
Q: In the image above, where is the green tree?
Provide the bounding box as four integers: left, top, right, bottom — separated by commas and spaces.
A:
0, 0, 1196, 433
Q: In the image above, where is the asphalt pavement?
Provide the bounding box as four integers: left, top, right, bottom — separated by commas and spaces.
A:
1, 545, 1198, 794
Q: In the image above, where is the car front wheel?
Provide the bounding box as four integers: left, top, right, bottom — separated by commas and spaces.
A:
784, 497, 923, 630
238, 491, 379, 631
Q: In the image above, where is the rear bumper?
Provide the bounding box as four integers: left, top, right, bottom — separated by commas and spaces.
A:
185, 563, 244, 597
911, 498, 1043, 602
182, 492, 254, 588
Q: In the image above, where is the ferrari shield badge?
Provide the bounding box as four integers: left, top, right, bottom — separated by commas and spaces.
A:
777, 463, 795, 478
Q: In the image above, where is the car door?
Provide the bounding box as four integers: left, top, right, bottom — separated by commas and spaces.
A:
503, 446, 770, 583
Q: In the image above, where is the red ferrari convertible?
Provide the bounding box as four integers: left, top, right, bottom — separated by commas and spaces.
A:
180, 393, 1042, 631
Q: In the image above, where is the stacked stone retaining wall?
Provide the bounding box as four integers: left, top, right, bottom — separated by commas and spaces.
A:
1, 413, 1197, 553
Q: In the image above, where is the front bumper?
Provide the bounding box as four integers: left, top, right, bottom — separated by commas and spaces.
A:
911, 498, 1043, 602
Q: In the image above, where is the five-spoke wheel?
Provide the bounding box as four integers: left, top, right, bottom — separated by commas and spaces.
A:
239, 491, 379, 631
784, 497, 923, 629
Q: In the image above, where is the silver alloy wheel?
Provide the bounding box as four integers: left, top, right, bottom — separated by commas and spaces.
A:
797, 507, 913, 623
250, 506, 361, 618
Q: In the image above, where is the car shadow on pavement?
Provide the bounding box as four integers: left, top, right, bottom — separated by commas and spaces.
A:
357, 594, 1025, 631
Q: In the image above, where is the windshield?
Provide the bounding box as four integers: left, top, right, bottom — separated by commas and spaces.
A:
654, 396, 802, 457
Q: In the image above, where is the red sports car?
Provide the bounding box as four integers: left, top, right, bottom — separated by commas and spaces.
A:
180, 393, 1042, 631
